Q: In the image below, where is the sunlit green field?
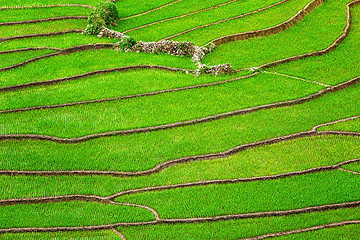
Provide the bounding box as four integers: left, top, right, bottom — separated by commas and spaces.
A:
0, 0, 359, 239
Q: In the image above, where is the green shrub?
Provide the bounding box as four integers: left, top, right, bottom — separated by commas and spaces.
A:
84, 1, 120, 35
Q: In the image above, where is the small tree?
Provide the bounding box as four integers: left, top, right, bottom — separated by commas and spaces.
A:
84, 2, 119, 35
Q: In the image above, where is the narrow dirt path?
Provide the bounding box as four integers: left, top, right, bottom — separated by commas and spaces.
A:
240, 220, 360, 240
0, 75, 358, 143
0, 201, 359, 234
162, 0, 289, 41
0, 16, 88, 26
0, 29, 83, 42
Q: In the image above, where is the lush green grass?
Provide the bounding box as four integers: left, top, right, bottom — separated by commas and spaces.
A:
203, 0, 351, 69
0, 49, 195, 87
275, 223, 360, 240
0, 73, 323, 137
268, 5, 360, 85
343, 162, 360, 173
0, 135, 358, 199
119, 208, 360, 240
0, 230, 120, 240
0, 49, 55, 68
0, 70, 250, 111
115, 0, 178, 18
114, 0, 233, 32
319, 117, 360, 132
0, 7, 90, 23
115, 170, 360, 218
171, 0, 313, 45
0, 82, 359, 172
127, 0, 311, 43
0, 19, 87, 38
0, 0, 101, 7
0, 201, 155, 229
0, 33, 117, 51
115, 0, 279, 36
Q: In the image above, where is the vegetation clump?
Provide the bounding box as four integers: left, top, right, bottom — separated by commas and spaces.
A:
84, 1, 119, 35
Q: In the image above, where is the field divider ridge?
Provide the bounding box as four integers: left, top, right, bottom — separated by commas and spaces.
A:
0, 201, 359, 234
123, 0, 239, 34
0, 16, 88, 26
209, 0, 324, 46
254, 0, 360, 70
0, 75, 358, 143
162, 0, 289, 41
0, 4, 96, 10
0, 29, 84, 42
0, 73, 257, 114
240, 220, 360, 240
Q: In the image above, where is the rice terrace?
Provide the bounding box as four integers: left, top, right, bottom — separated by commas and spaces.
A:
0, 0, 360, 238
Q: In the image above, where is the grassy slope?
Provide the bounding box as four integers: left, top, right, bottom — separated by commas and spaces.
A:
0, 201, 155, 228
0, 83, 359, 172
0, 230, 120, 240
0, 135, 358, 199
119, 208, 360, 240
268, 5, 360, 85
0, 33, 117, 51
203, 0, 351, 69
130, 0, 312, 43
0, 71, 250, 111
0, 19, 87, 38
0, 49, 56, 68
114, 0, 233, 32
0, 49, 195, 87
114, 171, 360, 218
319, 117, 360, 132
0, 73, 323, 137
0, 7, 90, 22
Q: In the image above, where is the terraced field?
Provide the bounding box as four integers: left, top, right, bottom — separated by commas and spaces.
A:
0, 0, 359, 239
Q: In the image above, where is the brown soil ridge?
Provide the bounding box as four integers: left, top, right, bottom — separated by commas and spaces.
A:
0, 16, 88, 26
1, 132, 358, 177
0, 47, 62, 54
0, 201, 359, 233
0, 43, 117, 72
0, 74, 358, 143
123, 0, 238, 34
0, 4, 95, 10
210, 0, 324, 46
240, 220, 360, 240
256, 0, 360, 70
163, 0, 289, 41
0, 65, 188, 93
0, 73, 257, 114
0, 29, 83, 42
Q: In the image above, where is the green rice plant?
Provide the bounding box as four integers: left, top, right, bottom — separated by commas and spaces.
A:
0, 49, 195, 87
203, 0, 352, 69
115, 0, 179, 18
276, 223, 360, 240
0, 49, 55, 68
0, 83, 359, 172
113, 0, 248, 32
0, 70, 250, 111
0, 135, 359, 200
115, 171, 360, 219
318, 117, 360, 132
0, 0, 100, 7
0, 19, 87, 38
0, 33, 116, 51
0, 230, 120, 240
0, 7, 90, 23
118, 207, 360, 240
0, 73, 323, 137
0, 201, 155, 229
268, 4, 360, 85
170, 0, 313, 45
342, 162, 360, 173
